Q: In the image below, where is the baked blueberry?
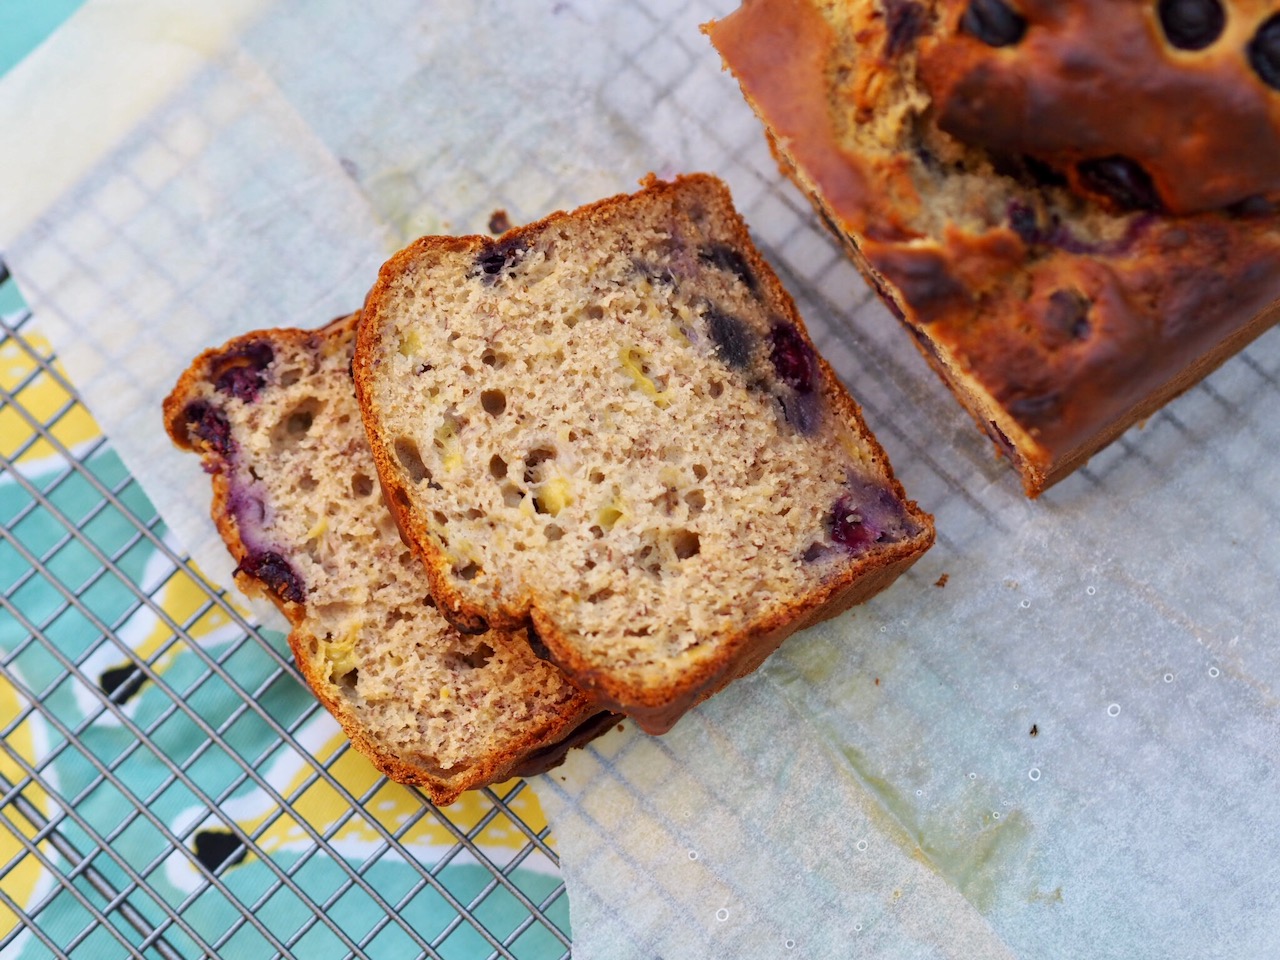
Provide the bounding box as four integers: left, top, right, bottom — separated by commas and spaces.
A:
1249, 14, 1280, 91
960, 0, 1026, 47
237, 550, 306, 604
698, 244, 758, 294
1076, 156, 1163, 211
705, 306, 755, 368
1158, 0, 1225, 51
184, 402, 233, 457
768, 322, 815, 394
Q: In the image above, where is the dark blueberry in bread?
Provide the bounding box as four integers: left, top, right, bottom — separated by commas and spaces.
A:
768, 322, 816, 393
216, 366, 265, 402
212, 341, 275, 403
1076, 156, 1163, 212
473, 236, 528, 283
1007, 201, 1042, 246
1043, 290, 1092, 344
699, 244, 759, 293
1157, 0, 1225, 51
883, 0, 927, 57
237, 550, 306, 604
1249, 14, 1280, 91
830, 495, 881, 552
705, 306, 756, 368
960, 0, 1026, 47
184, 401, 234, 457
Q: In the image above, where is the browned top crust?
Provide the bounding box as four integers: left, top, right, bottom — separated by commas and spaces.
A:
920, 0, 1280, 215
706, 0, 1280, 493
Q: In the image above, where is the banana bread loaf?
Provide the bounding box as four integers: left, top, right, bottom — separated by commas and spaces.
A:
705, 0, 1280, 496
163, 314, 610, 805
353, 173, 934, 734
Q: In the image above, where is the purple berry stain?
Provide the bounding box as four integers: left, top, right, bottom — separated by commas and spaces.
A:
768, 323, 815, 394
184, 402, 234, 457
698, 244, 758, 294
831, 496, 882, 552
237, 551, 305, 604
705, 307, 755, 369
214, 341, 274, 403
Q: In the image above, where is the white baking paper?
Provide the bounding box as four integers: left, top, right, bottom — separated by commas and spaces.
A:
2, 1, 1278, 957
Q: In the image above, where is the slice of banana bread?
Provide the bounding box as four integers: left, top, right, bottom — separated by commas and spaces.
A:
354, 174, 934, 734
163, 314, 610, 805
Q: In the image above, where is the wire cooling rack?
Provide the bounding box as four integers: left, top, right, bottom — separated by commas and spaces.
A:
0, 259, 570, 958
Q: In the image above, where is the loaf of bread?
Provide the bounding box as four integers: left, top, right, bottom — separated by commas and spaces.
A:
163, 314, 611, 805
353, 173, 934, 734
706, 0, 1280, 496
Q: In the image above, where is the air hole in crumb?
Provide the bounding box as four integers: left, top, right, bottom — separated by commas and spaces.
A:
352, 473, 375, 497
586, 304, 604, 321
337, 669, 358, 695
524, 447, 556, 483
280, 369, 302, 387
394, 438, 430, 484
545, 524, 564, 541
709, 381, 724, 399
672, 529, 701, 559
271, 398, 323, 446
490, 454, 508, 479
685, 490, 706, 513
588, 587, 614, 603
692, 464, 708, 481
502, 483, 524, 508
433, 510, 448, 526
462, 642, 494, 669
423, 594, 436, 608
465, 508, 484, 520
481, 389, 507, 416
455, 562, 480, 581
481, 349, 504, 367
589, 525, 605, 539
298, 472, 317, 492
589, 469, 606, 484
398, 551, 414, 566
536, 320, 554, 335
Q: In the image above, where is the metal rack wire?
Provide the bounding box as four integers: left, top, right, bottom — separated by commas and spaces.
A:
0, 259, 570, 958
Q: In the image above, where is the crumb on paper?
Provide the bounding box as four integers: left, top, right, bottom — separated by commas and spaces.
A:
1030, 724, 1039, 737
488, 209, 512, 234
934, 573, 949, 588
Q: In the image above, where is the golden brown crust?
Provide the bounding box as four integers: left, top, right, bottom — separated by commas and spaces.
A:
355, 173, 934, 733
706, 0, 1280, 497
919, 0, 1280, 216
165, 317, 605, 805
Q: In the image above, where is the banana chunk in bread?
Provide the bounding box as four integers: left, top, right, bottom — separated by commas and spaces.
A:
163, 315, 609, 805
354, 174, 934, 734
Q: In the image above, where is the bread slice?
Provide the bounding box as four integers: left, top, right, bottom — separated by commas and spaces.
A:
163, 314, 611, 805
354, 174, 934, 733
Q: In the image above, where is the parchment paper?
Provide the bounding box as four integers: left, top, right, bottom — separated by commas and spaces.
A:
3, 1, 1278, 957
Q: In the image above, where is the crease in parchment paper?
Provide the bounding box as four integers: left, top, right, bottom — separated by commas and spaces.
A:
2, 1, 1279, 958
